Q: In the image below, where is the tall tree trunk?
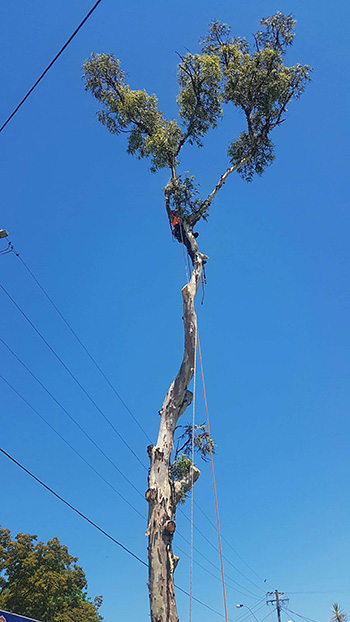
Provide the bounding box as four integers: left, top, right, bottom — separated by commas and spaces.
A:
146, 227, 204, 622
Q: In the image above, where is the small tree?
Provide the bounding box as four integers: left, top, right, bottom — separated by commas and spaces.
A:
0, 527, 102, 622
83, 12, 310, 622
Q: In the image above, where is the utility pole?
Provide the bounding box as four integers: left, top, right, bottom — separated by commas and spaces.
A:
267, 591, 289, 622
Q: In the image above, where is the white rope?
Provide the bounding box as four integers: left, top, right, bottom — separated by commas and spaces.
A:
189, 330, 197, 622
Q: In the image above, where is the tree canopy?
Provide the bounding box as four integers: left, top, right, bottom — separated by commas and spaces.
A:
83, 12, 310, 226
0, 527, 102, 622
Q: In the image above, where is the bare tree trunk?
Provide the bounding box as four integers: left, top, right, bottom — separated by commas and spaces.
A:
146, 228, 204, 622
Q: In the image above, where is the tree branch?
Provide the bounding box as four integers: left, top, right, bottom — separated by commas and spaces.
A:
188, 152, 253, 226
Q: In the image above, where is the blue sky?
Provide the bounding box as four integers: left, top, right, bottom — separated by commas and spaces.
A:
1, 1, 349, 621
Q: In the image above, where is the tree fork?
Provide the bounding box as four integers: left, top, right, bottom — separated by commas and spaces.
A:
146, 238, 203, 622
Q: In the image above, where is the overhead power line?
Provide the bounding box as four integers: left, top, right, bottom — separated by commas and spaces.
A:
2, 249, 270, 593
0, 0, 103, 133
177, 532, 260, 599
0, 372, 144, 520
0, 446, 146, 565
0, 349, 256, 598
0, 281, 147, 471
288, 590, 349, 595
176, 540, 261, 600
0, 446, 236, 622
17, 254, 152, 443
179, 507, 265, 594
194, 500, 270, 586
283, 607, 320, 622
0, 336, 143, 500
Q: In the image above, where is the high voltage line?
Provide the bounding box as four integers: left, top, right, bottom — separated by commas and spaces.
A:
0, 281, 147, 471
0, 0, 103, 133
0, 355, 259, 600
0, 372, 145, 520
194, 500, 270, 586
0, 248, 270, 593
283, 607, 320, 622
179, 508, 266, 593
17, 254, 152, 443
0, 446, 239, 622
0, 336, 144, 500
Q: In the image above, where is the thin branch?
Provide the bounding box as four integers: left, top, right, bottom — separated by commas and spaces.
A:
188, 152, 253, 226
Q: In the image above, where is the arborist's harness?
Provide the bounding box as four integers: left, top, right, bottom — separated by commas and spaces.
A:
171, 215, 181, 228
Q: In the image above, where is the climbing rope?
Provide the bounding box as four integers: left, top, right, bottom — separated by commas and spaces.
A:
197, 330, 228, 622
178, 220, 191, 282
189, 329, 197, 622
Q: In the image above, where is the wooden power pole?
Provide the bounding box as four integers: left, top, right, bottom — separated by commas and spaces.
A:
267, 590, 289, 622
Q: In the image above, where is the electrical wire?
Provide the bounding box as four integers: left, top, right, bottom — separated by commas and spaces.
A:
194, 501, 269, 586
17, 254, 152, 443
0, 446, 236, 622
0, 0, 103, 133
0, 446, 147, 564
176, 541, 262, 601
177, 532, 260, 599
179, 507, 266, 594
0, 372, 145, 520
0, 336, 143, 500
0, 281, 147, 470
234, 600, 268, 622
2, 251, 270, 597
283, 607, 320, 622
288, 588, 349, 594
235, 603, 269, 622
6, 249, 270, 592
0, 340, 257, 597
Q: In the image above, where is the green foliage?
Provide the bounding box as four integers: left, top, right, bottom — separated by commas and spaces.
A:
170, 454, 192, 481
174, 423, 215, 463
167, 174, 202, 220
169, 424, 215, 504
177, 53, 222, 146
169, 454, 192, 504
83, 53, 182, 172
0, 527, 102, 622
83, 14, 310, 219
256, 12, 296, 51
228, 132, 274, 182
202, 14, 311, 181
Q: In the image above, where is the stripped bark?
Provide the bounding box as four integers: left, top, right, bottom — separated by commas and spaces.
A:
146, 226, 204, 622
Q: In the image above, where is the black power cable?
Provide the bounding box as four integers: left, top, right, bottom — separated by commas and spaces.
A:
0, 350, 257, 599
0, 336, 143, 500
13, 252, 270, 591
0, 0, 103, 133
1, 250, 271, 593
0, 281, 147, 471
0, 372, 144, 519
17, 255, 152, 443
0, 446, 235, 621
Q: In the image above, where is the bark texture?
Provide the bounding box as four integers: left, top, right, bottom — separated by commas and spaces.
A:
146, 226, 204, 622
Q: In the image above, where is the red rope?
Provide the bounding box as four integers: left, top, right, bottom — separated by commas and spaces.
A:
197, 331, 228, 622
